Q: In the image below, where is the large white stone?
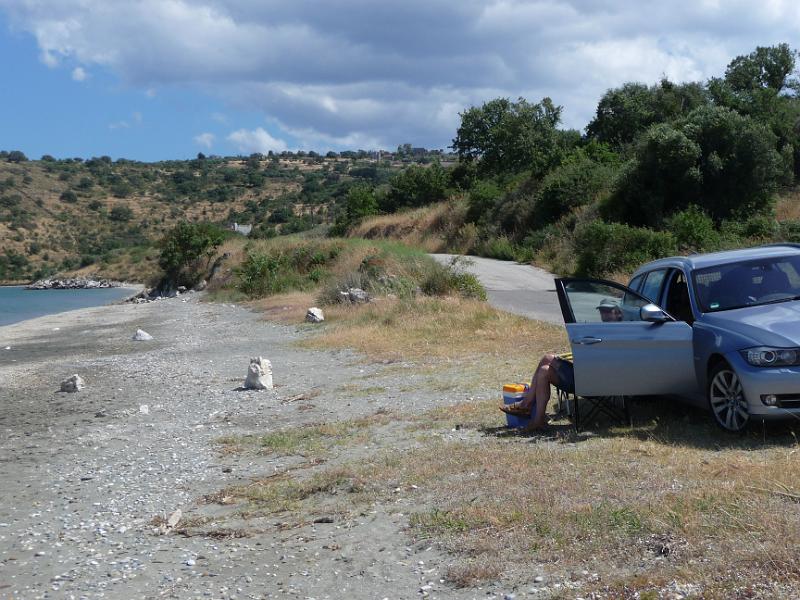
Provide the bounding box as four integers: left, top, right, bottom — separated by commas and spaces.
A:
244, 357, 273, 390
132, 328, 154, 341
306, 307, 325, 323
60, 374, 85, 393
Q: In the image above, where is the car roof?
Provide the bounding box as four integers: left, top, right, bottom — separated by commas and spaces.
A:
631, 244, 800, 277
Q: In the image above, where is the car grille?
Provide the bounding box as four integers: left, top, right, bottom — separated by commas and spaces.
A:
775, 395, 800, 409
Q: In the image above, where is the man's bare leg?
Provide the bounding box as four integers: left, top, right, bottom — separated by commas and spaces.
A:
525, 361, 561, 431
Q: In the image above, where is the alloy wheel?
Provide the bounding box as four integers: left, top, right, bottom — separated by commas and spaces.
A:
708, 367, 750, 432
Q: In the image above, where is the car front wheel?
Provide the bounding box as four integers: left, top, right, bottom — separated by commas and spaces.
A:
708, 362, 750, 432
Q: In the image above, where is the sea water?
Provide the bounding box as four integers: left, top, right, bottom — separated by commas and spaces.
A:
0, 286, 136, 327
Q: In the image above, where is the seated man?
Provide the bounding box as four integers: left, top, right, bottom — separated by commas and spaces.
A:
500, 352, 574, 431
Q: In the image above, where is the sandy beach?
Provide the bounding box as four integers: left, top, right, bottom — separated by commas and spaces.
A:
0, 293, 497, 600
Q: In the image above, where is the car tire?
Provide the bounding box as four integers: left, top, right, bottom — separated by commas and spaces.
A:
707, 362, 750, 433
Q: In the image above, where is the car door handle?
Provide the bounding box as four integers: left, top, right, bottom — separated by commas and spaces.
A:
572, 336, 602, 345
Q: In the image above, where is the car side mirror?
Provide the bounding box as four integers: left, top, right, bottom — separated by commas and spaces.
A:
640, 303, 670, 323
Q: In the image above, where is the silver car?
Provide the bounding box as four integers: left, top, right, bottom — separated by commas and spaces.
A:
555, 244, 800, 432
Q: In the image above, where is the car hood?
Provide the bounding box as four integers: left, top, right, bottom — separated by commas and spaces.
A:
701, 301, 800, 346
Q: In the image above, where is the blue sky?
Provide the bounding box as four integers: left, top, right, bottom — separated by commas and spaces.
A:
0, 1, 799, 162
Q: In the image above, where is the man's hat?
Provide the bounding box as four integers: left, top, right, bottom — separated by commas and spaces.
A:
596, 298, 619, 310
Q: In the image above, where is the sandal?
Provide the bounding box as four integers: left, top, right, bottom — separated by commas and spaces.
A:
500, 401, 531, 416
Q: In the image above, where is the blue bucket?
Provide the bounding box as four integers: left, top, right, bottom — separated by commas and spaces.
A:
503, 383, 533, 428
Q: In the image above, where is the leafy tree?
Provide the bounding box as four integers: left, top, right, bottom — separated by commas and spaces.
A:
158, 222, 225, 287
330, 184, 378, 236
452, 97, 563, 176
603, 106, 782, 227
7, 150, 27, 163
381, 163, 449, 211
587, 80, 708, 148
724, 43, 799, 94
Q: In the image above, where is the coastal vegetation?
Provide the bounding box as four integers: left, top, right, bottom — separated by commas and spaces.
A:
4, 43, 800, 288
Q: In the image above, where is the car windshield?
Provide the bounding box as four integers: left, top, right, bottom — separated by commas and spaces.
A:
693, 255, 800, 312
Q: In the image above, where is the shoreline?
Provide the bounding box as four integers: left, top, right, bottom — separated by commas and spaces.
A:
0, 284, 144, 330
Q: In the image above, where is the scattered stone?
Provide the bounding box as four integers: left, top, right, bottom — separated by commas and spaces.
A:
132, 328, 154, 341
244, 357, 273, 390
166, 509, 182, 529
305, 307, 324, 323
313, 516, 334, 524
139, 404, 150, 415
60, 374, 85, 393
337, 287, 371, 304
193, 279, 208, 292
533, 576, 545, 583
26, 277, 122, 290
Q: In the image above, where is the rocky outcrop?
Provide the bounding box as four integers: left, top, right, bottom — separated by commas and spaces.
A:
27, 278, 123, 290
305, 307, 325, 323
338, 288, 371, 304
60, 374, 85, 393
244, 357, 273, 390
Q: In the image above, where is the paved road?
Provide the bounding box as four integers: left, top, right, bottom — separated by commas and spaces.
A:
431, 253, 563, 325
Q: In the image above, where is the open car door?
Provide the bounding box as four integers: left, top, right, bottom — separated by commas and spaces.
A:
555, 277, 695, 397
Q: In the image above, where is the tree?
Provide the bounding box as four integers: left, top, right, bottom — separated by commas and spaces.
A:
381, 163, 449, 211
59, 190, 78, 204
330, 184, 378, 236
158, 222, 225, 287
587, 80, 709, 148
452, 97, 563, 176
724, 43, 799, 94
7, 150, 27, 163
603, 106, 782, 227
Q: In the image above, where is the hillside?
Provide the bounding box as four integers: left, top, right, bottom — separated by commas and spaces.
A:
0, 154, 424, 284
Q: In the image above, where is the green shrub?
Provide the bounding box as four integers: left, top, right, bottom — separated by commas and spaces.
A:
60, 190, 78, 204
664, 206, 720, 251
532, 158, 614, 228
159, 221, 226, 287
573, 221, 677, 277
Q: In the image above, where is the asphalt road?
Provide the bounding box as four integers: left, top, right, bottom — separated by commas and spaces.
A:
430, 253, 563, 325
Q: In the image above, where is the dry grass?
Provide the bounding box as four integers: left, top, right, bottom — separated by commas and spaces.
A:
350, 199, 474, 253
776, 190, 800, 222
212, 392, 800, 597
301, 295, 567, 363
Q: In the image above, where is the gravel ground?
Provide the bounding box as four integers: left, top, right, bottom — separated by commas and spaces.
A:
0, 294, 507, 600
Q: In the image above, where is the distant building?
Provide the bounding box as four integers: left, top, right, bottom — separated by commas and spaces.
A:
231, 222, 252, 236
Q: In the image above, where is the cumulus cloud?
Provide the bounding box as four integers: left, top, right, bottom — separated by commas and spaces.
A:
227, 127, 287, 154
3, 0, 800, 148
193, 132, 215, 148
71, 66, 87, 81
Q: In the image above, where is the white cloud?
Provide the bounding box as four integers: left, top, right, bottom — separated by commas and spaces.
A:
108, 120, 129, 130
4, 1, 800, 147
71, 66, 87, 81
193, 132, 215, 148
227, 127, 287, 154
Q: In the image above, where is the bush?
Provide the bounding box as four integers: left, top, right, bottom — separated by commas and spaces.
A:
573, 221, 677, 277
664, 205, 720, 251
532, 158, 614, 228
109, 205, 134, 222
158, 222, 226, 287
382, 163, 449, 212
420, 257, 487, 301
60, 190, 78, 204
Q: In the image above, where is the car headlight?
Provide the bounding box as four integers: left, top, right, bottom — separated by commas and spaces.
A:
741, 347, 800, 367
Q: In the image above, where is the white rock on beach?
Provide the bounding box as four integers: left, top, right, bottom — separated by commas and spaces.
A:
244, 357, 273, 390
132, 328, 154, 341
60, 374, 85, 393
305, 307, 324, 323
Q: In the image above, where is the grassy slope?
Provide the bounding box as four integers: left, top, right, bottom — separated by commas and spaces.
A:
0, 157, 367, 284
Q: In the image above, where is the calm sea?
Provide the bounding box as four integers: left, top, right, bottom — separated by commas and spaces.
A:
0, 286, 137, 327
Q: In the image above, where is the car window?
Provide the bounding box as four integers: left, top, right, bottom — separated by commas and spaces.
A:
693, 255, 800, 312
640, 269, 667, 303
664, 271, 694, 324
561, 279, 651, 323
628, 274, 644, 292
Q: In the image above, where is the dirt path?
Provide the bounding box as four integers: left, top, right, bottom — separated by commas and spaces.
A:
0, 295, 503, 599
430, 254, 562, 325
